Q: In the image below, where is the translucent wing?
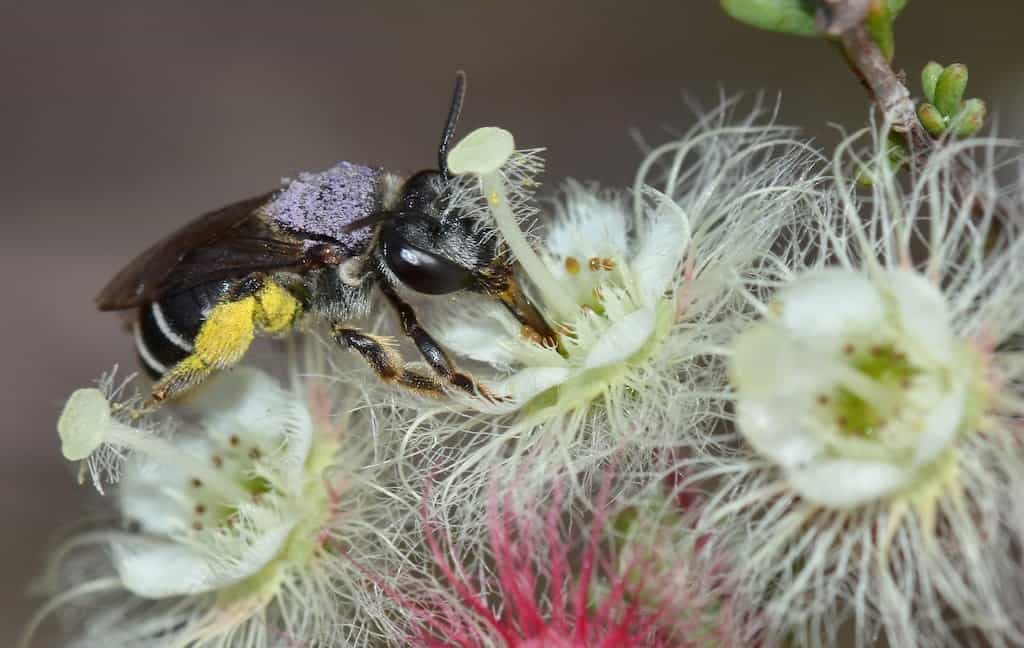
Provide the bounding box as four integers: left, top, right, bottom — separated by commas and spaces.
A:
96, 193, 314, 310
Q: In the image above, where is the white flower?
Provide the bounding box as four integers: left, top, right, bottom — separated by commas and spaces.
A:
388, 107, 827, 551
55, 369, 322, 601
730, 267, 979, 508
692, 127, 1024, 646
443, 179, 687, 413
26, 365, 420, 647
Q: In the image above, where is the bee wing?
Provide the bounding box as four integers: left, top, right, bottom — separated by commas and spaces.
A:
96, 193, 313, 310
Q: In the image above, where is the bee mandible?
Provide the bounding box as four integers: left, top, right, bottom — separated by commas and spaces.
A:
96, 72, 553, 406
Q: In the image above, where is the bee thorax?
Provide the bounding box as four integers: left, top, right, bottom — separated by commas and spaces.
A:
266, 161, 384, 254
337, 257, 368, 287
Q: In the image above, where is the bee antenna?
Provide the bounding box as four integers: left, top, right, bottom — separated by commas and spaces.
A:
438, 71, 467, 181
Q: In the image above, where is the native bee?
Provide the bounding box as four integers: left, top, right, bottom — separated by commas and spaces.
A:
96, 72, 552, 406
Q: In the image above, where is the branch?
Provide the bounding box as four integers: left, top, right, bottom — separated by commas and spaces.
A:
819, 1, 932, 156
819, 0, 1008, 221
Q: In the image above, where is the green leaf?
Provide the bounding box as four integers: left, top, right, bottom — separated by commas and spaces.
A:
921, 62, 942, 104
865, 5, 896, 61
721, 0, 818, 36
886, 0, 907, 16
934, 63, 968, 116
953, 98, 986, 136
917, 103, 945, 137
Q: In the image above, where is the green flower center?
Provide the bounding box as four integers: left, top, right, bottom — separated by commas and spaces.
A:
822, 342, 917, 440
523, 298, 674, 420
215, 433, 339, 606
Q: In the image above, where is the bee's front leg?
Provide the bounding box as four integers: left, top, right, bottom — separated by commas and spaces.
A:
332, 327, 448, 397
376, 280, 501, 402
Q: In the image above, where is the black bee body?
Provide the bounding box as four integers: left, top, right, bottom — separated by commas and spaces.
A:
97, 73, 553, 406
134, 279, 231, 380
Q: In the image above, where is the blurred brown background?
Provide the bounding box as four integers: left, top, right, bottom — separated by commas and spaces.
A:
1, 1, 1020, 644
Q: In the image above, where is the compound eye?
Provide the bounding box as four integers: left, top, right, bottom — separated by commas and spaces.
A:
381, 224, 474, 295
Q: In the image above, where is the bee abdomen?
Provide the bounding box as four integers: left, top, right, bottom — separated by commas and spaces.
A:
133, 283, 224, 379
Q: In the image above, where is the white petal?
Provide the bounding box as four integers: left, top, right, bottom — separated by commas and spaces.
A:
494, 366, 572, 404
911, 379, 965, 466
885, 269, 955, 364
118, 436, 217, 536
545, 190, 629, 271
778, 270, 884, 348
112, 519, 296, 598
787, 459, 912, 508
730, 323, 828, 400
583, 307, 656, 370
275, 403, 316, 489
736, 399, 821, 469
433, 299, 525, 367
187, 369, 300, 451
632, 189, 690, 306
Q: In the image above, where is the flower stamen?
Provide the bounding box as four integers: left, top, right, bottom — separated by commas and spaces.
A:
447, 126, 578, 321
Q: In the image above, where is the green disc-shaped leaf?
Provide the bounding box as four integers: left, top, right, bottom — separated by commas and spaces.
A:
721, 0, 818, 36
917, 103, 945, 137
953, 99, 986, 136
921, 62, 943, 104
886, 0, 907, 16
935, 63, 968, 117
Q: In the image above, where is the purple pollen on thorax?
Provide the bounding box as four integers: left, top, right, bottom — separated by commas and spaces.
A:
266, 161, 383, 253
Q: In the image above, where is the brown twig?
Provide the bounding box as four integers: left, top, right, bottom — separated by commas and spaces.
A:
820, 1, 933, 159
820, 0, 1009, 222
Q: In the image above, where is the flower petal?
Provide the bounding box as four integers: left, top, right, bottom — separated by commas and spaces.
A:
545, 190, 629, 274
119, 437, 215, 537
434, 299, 530, 368
495, 366, 573, 404
111, 519, 297, 598
911, 379, 965, 466
583, 307, 656, 370
183, 369, 286, 438
778, 270, 885, 349
787, 459, 912, 508
632, 189, 690, 306
730, 322, 827, 400
885, 269, 955, 364
736, 399, 821, 468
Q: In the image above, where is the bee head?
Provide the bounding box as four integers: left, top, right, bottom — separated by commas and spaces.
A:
377, 70, 555, 341
378, 205, 499, 296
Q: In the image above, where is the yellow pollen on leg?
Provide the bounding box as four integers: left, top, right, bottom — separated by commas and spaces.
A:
152, 297, 259, 401
194, 298, 257, 366
255, 281, 300, 334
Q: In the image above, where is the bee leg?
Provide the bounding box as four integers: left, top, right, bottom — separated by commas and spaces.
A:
148, 280, 300, 404
149, 297, 258, 404
333, 327, 448, 397
378, 282, 501, 401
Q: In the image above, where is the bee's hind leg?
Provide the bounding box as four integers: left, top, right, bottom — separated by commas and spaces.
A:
148, 296, 259, 405
148, 279, 301, 405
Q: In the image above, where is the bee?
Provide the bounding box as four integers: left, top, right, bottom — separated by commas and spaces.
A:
96, 72, 553, 406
